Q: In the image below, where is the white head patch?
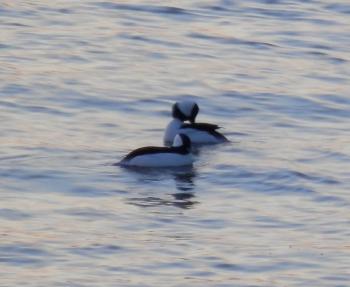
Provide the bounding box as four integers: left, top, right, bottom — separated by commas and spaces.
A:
177, 101, 196, 117
172, 134, 183, 147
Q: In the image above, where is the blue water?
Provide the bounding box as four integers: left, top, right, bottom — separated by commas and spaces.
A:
1, 1, 350, 286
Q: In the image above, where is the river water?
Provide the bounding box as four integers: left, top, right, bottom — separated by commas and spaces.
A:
1, 1, 350, 286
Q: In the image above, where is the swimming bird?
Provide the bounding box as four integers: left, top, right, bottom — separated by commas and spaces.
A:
164, 101, 228, 145
120, 134, 193, 167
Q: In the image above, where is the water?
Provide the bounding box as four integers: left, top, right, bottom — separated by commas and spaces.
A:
1, 0, 350, 286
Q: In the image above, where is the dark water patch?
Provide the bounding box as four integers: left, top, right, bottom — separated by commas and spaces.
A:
148, 52, 168, 60
63, 54, 89, 63
325, 3, 350, 14
86, 48, 109, 55
98, 122, 119, 129
222, 90, 270, 102
254, 215, 304, 229
63, 79, 82, 86
96, 2, 193, 18
185, 52, 217, 59
327, 56, 347, 64
213, 167, 317, 195
0, 168, 62, 181
69, 185, 112, 198
235, 72, 265, 81
213, 260, 319, 273
258, 182, 315, 195
321, 151, 350, 162
118, 33, 183, 48
69, 97, 127, 111
0, 154, 31, 162
44, 19, 76, 27
298, 150, 350, 164
1, 83, 31, 95
0, 43, 12, 49
148, 260, 193, 270
127, 193, 198, 209
322, 274, 350, 283
266, 170, 340, 185
0, 7, 10, 14
299, 16, 338, 26
318, 94, 350, 106
67, 244, 125, 258
172, 192, 195, 200
305, 73, 348, 84
257, 0, 293, 3
194, 218, 229, 229
0, 208, 32, 220
245, 6, 308, 21
22, 146, 69, 154
227, 131, 250, 137
57, 207, 115, 220
304, 51, 347, 64
57, 8, 73, 14
0, 99, 72, 117
273, 121, 304, 130
212, 166, 262, 179
0, 244, 51, 267
25, 105, 73, 116
314, 195, 347, 206
279, 38, 334, 51
122, 169, 197, 194
188, 270, 216, 277
309, 44, 334, 51
0, 7, 38, 18
37, 6, 75, 15
0, 256, 43, 266
107, 265, 155, 276
200, 5, 232, 13
188, 32, 277, 49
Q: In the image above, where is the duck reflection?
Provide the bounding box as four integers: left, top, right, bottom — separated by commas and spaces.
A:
124, 166, 198, 209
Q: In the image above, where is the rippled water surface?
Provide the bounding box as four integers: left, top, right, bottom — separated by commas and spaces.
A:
1, 0, 350, 286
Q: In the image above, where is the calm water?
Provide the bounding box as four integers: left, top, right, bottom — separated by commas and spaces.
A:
1, 0, 350, 286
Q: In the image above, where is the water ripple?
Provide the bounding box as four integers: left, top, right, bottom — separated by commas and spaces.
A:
188, 32, 277, 49
96, 2, 193, 17
1, 1, 349, 286
0, 244, 51, 267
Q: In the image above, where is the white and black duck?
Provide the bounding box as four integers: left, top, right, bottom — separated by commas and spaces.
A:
164, 101, 228, 145
120, 134, 193, 167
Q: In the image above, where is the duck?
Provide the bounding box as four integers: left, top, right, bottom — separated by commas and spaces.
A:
120, 134, 193, 167
164, 101, 228, 145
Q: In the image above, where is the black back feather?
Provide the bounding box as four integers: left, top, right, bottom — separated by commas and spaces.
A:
124, 134, 192, 161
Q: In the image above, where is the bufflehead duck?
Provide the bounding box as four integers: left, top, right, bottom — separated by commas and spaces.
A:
164, 101, 228, 145
120, 134, 193, 167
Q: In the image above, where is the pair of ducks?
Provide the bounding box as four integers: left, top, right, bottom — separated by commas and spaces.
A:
120, 101, 228, 167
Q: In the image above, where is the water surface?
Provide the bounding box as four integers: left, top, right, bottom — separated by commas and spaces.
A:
1, 0, 350, 286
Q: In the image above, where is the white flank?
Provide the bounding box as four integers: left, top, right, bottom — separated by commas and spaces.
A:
122, 153, 194, 167
164, 119, 223, 144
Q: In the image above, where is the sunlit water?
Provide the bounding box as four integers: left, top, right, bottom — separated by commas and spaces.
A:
1, 1, 350, 286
